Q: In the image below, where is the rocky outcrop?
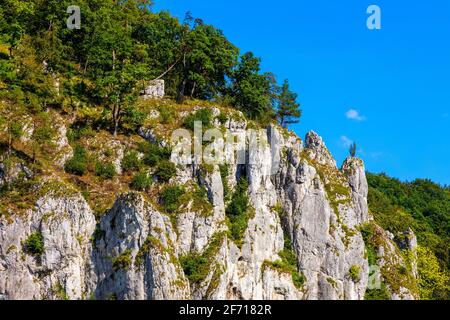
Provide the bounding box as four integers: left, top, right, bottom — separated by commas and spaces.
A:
142, 80, 165, 100
92, 193, 189, 300
0, 183, 96, 300
0, 115, 418, 300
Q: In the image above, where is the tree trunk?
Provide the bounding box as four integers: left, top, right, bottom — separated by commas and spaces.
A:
177, 78, 187, 104
113, 103, 120, 136
190, 82, 196, 98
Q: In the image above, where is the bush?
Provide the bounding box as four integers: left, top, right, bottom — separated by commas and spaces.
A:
226, 178, 252, 246
180, 233, 224, 284
264, 234, 305, 290
349, 265, 362, 283
95, 161, 116, 179
139, 142, 171, 167
179, 252, 209, 284
122, 106, 146, 131
64, 145, 88, 176
183, 108, 213, 131
25, 232, 44, 257
160, 186, 185, 213
158, 105, 176, 124
112, 250, 133, 271
154, 160, 177, 182
121, 150, 141, 172
130, 172, 152, 191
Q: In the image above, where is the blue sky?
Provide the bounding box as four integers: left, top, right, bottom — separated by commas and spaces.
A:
153, 0, 450, 185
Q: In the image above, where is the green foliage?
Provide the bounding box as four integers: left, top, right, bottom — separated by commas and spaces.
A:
180, 184, 213, 216
130, 172, 152, 191
417, 246, 450, 299
349, 142, 357, 158
112, 250, 133, 271
160, 185, 186, 213
157, 105, 176, 124
94, 161, 116, 179
180, 233, 225, 284
24, 231, 44, 257
139, 142, 171, 167
219, 164, 230, 200
121, 150, 141, 172
225, 178, 253, 246
264, 235, 305, 290
183, 108, 213, 131
0, 0, 299, 137
367, 172, 450, 300
276, 79, 301, 128
122, 105, 146, 131
64, 145, 88, 176
227, 52, 277, 121
364, 282, 391, 300
349, 265, 362, 283
154, 160, 177, 182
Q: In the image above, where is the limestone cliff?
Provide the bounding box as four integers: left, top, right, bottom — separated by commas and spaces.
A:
0, 105, 419, 300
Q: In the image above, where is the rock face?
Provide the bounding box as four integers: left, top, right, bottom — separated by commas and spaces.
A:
0, 187, 96, 300
0, 122, 418, 300
142, 80, 165, 99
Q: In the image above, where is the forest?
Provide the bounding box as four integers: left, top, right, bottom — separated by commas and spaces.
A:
367, 172, 450, 299
0, 0, 301, 136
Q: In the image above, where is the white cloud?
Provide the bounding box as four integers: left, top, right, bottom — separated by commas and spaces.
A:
340, 135, 353, 148
346, 109, 366, 121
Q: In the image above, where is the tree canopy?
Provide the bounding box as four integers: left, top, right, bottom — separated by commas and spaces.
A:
0, 1, 301, 134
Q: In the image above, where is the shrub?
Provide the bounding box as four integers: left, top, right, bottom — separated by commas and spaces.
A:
25, 232, 44, 257
121, 150, 141, 171
179, 252, 209, 283
94, 161, 116, 179
158, 105, 176, 124
225, 178, 252, 246
154, 160, 177, 182
264, 234, 305, 290
64, 145, 88, 176
219, 164, 230, 200
112, 250, 133, 271
292, 271, 306, 288
139, 142, 171, 167
183, 108, 213, 131
180, 233, 224, 284
130, 172, 152, 191
217, 112, 228, 125
349, 265, 362, 283
122, 106, 146, 131
160, 186, 185, 213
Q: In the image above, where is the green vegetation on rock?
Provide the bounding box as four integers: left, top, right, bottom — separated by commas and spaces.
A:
367, 173, 450, 299
180, 233, 225, 285
112, 250, 133, 271
24, 231, 44, 257
225, 178, 254, 247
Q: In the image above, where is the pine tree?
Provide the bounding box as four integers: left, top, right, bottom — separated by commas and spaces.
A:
276, 79, 301, 128
349, 142, 357, 157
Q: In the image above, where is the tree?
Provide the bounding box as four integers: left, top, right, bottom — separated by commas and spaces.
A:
174, 15, 238, 102
85, 1, 149, 135
276, 79, 301, 128
417, 246, 449, 299
349, 142, 357, 157
227, 52, 276, 120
